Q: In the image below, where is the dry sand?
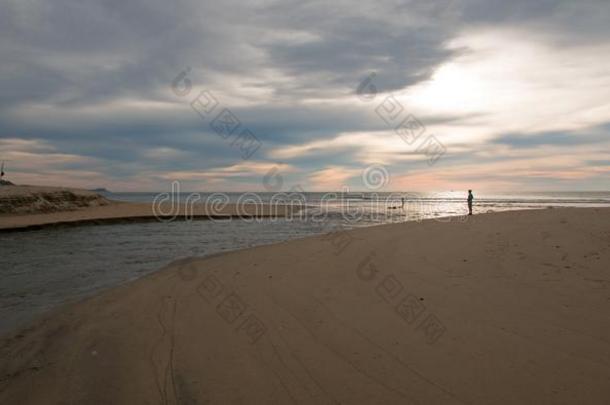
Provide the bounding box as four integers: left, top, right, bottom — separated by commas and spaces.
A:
1, 208, 609, 404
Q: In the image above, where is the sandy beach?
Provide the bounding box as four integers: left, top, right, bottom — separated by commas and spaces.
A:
4, 0, 610, 403
1, 207, 609, 404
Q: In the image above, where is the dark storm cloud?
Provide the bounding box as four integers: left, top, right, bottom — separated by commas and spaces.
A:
251, 0, 462, 95
3, 0, 608, 106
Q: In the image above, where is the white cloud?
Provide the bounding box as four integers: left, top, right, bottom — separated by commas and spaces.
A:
401, 27, 610, 142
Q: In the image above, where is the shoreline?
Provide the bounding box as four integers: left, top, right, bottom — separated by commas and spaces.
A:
1, 207, 609, 403
0, 207, 599, 334
0, 184, 299, 232
0, 211, 295, 233
0, 201, 298, 233
0, 207, 552, 337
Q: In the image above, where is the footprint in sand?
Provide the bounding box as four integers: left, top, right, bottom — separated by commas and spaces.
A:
485, 233, 510, 259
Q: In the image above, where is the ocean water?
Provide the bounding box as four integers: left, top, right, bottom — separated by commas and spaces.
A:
1, 191, 609, 334
104, 190, 610, 219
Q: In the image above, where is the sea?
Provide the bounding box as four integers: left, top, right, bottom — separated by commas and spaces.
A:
1, 190, 609, 334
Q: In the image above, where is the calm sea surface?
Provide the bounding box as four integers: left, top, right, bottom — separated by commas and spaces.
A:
1, 191, 609, 334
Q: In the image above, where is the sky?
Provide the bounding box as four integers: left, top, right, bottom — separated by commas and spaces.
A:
1, 0, 609, 192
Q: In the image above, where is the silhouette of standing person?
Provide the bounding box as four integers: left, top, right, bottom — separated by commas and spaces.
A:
467, 190, 474, 215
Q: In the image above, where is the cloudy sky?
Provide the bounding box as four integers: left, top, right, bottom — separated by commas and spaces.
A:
1, 0, 609, 192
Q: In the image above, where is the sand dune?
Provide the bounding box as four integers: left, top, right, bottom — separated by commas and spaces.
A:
0, 185, 111, 215
1, 208, 609, 404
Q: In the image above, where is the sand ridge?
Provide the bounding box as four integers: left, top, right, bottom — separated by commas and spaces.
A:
0, 185, 299, 232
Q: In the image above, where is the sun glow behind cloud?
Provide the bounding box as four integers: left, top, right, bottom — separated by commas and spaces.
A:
404, 28, 610, 137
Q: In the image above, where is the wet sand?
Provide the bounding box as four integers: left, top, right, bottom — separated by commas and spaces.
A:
1, 208, 609, 404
